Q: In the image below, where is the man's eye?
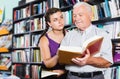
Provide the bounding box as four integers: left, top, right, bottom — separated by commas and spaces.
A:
79, 14, 82, 16
61, 16, 63, 19
73, 15, 76, 18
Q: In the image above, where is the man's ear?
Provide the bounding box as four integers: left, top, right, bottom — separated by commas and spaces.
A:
90, 11, 94, 20
90, 12, 94, 19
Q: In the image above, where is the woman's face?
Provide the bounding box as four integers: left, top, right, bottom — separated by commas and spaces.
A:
48, 11, 65, 31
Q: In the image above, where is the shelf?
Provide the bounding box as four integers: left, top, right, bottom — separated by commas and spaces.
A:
13, 32, 29, 36
92, 17, 120, 25
60, 5, 73, 11
0, 65, 9, 70
87, 0, 110, 5
0, 29, 9, 36
0, 47, 9, 53
30, 29, 44, 34
12, 62, 42, 65
13, 17, 30, 23
111, 62, 120, 67
112, 38, 120, 43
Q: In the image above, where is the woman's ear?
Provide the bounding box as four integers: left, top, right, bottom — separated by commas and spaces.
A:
47, 22, 51, 27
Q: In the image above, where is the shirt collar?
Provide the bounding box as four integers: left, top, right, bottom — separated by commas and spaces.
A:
77, 24, 93, 35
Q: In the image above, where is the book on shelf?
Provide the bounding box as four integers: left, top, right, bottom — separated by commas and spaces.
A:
0, 6, 4, 23
0, 56, 11, 70
58, 36, 103, 65
113, 50, 120, 63
41, 69, 59, 78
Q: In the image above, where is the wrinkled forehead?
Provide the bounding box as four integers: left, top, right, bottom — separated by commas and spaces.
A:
73, 5, 86, 13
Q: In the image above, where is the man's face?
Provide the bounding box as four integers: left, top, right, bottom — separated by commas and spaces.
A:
73, 5, 92, 31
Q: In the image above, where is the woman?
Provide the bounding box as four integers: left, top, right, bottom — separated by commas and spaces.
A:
38, 8, 66, 79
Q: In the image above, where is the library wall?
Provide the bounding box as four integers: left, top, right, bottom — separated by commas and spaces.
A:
0, 0, 20, 20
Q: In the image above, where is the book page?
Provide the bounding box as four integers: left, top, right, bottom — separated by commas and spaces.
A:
59, 46, 83, 53
41, 70, 59, 78
83, 36, 103, 48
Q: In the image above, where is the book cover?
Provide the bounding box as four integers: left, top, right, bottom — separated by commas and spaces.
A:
58, 36, 103, 65
103, 0, 111, 17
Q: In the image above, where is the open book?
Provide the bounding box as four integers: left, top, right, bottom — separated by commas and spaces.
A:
41, 69, 59, 78
58, 36, 103, 65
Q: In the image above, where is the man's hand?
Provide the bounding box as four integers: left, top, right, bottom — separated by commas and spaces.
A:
71, 49, 90, 66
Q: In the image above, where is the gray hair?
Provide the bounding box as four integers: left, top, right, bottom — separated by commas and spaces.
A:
73, 2, 92, 12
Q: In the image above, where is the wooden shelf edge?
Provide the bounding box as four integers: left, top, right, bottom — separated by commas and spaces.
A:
0, 29, 9, 35
0, 65, 8, 70
0, 47, 9, 52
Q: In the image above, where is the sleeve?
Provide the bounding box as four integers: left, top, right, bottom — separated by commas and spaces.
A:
100, 33, 113, 64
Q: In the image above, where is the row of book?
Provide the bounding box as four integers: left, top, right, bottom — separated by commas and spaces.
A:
13, 34, 30, 48
13, 6, 30, 21
0, 54, 11, 70
63, 10, 73, 25
13, 33, 41, 48
32, 34, 41, 47
14, 1, 47, 21
14, 10, 73, 35
12, 49, 41, 63
14, 0, 82, 21
113, 50, 120, 63
92, 0, 120, 21
111, 66, 120, 79
12, 64, 41, 79
14, 0, 120, 24
97, 21, 120, 39
0, 19, 12, 35
14, 18, 45, 34
0, 19, 12, 53
0, 34, 12, 49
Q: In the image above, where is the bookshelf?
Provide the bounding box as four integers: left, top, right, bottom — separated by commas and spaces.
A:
11, 0, 75, 78
12, 0, 47, 78
0, 20, 12, 75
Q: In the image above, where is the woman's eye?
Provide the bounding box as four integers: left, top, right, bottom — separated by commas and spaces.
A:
53, 19, 57, 22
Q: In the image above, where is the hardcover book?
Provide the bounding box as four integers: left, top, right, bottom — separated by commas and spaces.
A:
58, 36, 103, 65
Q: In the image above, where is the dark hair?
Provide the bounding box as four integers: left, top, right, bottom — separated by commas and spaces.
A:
37, 8, 65, 46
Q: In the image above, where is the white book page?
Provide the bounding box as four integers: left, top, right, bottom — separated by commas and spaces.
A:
83, 36, 102, 48
41, 70, 59, 78
59, 46, 83, 53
